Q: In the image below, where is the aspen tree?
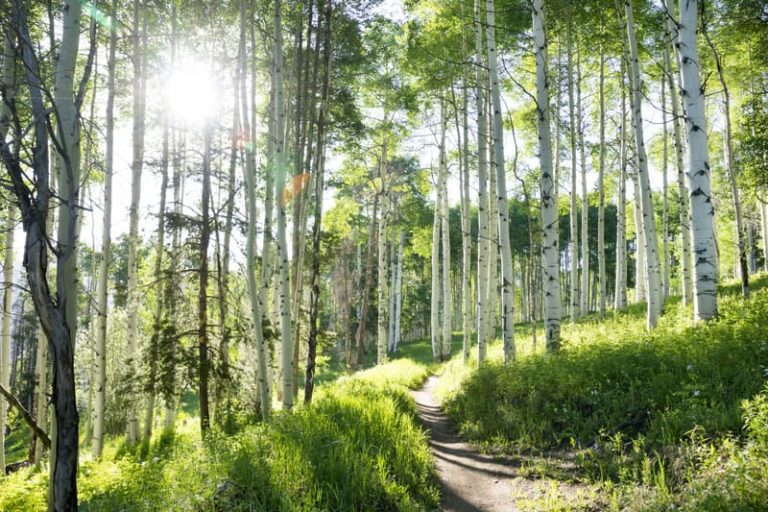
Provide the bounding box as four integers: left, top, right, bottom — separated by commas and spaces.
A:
663, 0, 693, 305
273, 0, 294, 408
677, 0, 718, 320
625, 0, 663, 327
598, 36, 606, 318
473, 0, 489, 362
576, 42, 589, 317
439, 100, 452, 360
0, 207, 13, 472
125, 0, 146, 444
661, 76, 670, 299
92, 0, 118, 458
486, 0, 515, 362
567, 19, 579, 321
703, 23, 748, 297
614, 68, 628, 311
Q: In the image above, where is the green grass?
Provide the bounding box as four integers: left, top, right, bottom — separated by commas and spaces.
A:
0, 355, 439, 511
438, 274, 768, 510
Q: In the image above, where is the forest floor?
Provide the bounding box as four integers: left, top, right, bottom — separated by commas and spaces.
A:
413, 375, 599, 511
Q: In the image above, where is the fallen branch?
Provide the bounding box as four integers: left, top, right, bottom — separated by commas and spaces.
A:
0, 382, 50, 449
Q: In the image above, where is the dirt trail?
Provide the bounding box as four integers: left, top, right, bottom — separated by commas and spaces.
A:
412, 376, 594, 512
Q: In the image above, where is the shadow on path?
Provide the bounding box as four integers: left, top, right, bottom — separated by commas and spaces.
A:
412, 375, 595, 512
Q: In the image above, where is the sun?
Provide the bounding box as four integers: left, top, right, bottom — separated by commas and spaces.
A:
163, 61, 219, 127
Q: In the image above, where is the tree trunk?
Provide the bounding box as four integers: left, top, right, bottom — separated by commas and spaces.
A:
567, 19, 579, 321
431, 175, 441, 361
1, 206, 14, 472
394, 231, 404, 353
354, 198, 378, 367
598, 37, 606, 319
677, 0, 718, 320
533, 0, 562, 350
625, 0, 663, 328
92, 0, 117, 458
661, 75, 671, 299
197, 128, 212, 432
272, 0, 294, 409
577, 41, 589, 317
439, 100, 453, 361
486, 0, 515, 363
662, 0, 693, 305
304, 0, 331, 404
473, 0, 489, 363
125, 0, 146, 445
703, 25, 748, 298
614, 66, 628, 311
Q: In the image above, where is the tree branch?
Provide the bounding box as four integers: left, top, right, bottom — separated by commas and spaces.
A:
0, 381, 50, 449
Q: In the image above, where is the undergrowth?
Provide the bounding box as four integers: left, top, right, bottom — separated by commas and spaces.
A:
0, 359, 438, 511
441, 275, 768, 510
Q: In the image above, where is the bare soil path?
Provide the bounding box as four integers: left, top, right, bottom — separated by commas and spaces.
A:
412, 375, 596, 512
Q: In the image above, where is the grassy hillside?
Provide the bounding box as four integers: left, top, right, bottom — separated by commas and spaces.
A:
0, 359, 439, 511
439, 275, 768, 510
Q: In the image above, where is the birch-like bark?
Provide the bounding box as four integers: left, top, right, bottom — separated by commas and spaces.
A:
459, 27, 473, 362
567, 19, 579, 321
762, 202, 768, 273
704, 26, 748, 297
661, 75, 670, 299
377, 192, 389, 365
439, 100, 453, 360
577, 42, 589, 317
598, 38, 606, 318
614, 70, 628, 311
0, 207, 14, 472
431, 176, 441, 361
662, 0, 693, 305
125, 0, 146, 444
678, 0, 718, 320
474, 0, 489, 363
387, 222, 397, 353
241, 0, 270, 418
486, 0, 515, 362
394, 231, 404, 353
92, 0, 117, 458
633, 172, 647, 302
625, 0, 663, 328
0, 23, 16, 473
273, 0, 294, 408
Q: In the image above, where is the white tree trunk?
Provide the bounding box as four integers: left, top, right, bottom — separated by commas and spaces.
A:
633, 173, 647, 303
92, 0, 117, 457
459, 29, 473, 363
661, 76, 671, 299
377, 195, 389, 365
394, 231, 404, 353
0, 207, 14, 472
439, 101, 453, 360
762, 202, 768, 273
242, 0, 270, 418
567, 20, 579, 321
577, 44, 589, 317
678, 0, 718, 320
486, 0, 515, 362
474, 0, 489, 363
614, 73, 628, 311
625, 0, 663, 328
662, 2, 693, 305
598, 40, 606, 319
273, 0, 294, 408
387, 224, 397, 353
125, 0, 145, 444
533, 0, 562, 350
431, 185, 441, 361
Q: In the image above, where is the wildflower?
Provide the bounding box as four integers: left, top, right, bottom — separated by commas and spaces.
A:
693, 390, 700, 397
686, 364, 694, 372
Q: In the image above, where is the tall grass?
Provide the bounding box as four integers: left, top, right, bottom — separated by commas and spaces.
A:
439, 274, 768, 510
0, 358, 438, 511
